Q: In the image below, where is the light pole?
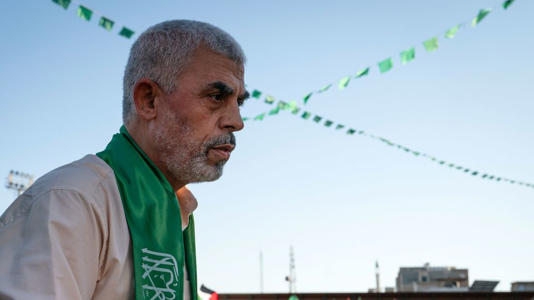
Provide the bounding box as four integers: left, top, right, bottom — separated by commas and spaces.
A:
5, 170, 34, 196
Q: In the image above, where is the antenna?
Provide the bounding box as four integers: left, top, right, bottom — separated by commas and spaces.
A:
5, 170, 34, 196
259, 250, 264, 293
285, 246, 296, 294
375, 260, 381, 293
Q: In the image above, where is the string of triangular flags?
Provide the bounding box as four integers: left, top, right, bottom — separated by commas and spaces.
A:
241, 97, 533, 190
285, 0, 515, 106
240, 0, 530, 189
50, 0, 135, 39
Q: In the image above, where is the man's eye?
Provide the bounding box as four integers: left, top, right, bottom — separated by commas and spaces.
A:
209, 94, 224, 102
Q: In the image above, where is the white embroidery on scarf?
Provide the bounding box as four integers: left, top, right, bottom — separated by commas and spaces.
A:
141, 248, 180, 300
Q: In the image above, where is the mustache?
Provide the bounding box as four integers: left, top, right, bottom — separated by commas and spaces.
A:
204, 133, 236, 149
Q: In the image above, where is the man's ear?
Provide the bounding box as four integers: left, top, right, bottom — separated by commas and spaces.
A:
133, 79, 161, 121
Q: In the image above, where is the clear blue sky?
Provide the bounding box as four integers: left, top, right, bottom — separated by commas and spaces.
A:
1, 0, 533, 293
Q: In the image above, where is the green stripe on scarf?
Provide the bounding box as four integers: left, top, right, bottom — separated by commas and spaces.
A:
97, 126, 197, 300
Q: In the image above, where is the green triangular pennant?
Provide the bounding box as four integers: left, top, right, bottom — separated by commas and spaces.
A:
264, 95, 275, 104
303, 92, 313, 104
445, 25, 461, 39
356, 67, 370, 78
335, 124, 345, 130
347, 128, 356, 135
251, 90, 262, 99
380, 138, 394, 146
378, 58, 393, 73
400, 48, 415, 65
423, 37, 439, 52
99, 17, 114, 31
77, 5, 93, 21
288, 100, 300, 114
301, 111, 311, 119
268, 107, 280, 115
472, 9, 491, 27
324, 120, 333, 127
313, 115, 322, 123
254, 113, 266, 121
338, 76, 351, 90
503, 0, 515, 9
318, 83, 332, 93
278, 101, 289, 110
52, 0, 71, 9
119, 27, 135, 39
289, 295, 299, 300
288, 100, 297, 111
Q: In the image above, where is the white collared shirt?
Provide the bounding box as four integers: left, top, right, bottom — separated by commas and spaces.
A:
0, 154, 193, 300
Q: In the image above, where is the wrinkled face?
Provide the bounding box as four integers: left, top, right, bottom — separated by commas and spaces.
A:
152, 47, 248, 184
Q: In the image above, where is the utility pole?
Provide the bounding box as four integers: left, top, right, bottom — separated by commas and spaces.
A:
375, 260, 381, 293
259, 250, 264, 293
5, 170, 34, 196
285, 246, 296, 294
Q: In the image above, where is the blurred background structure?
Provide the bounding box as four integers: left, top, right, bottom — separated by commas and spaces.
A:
5, 170, 33, 196
396, 263, 469, 292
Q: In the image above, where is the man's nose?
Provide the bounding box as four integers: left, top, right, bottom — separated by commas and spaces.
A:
221, 101, 244, 132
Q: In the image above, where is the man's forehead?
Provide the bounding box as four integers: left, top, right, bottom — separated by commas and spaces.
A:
180, 47, 245, 92
190, 47, 244, 75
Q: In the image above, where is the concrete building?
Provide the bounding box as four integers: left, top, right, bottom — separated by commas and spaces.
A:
396, 263, 469, 292
511, 282, 534, 292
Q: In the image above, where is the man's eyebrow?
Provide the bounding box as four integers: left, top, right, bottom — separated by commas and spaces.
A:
207, 81, 249, 106
207, 81, 234, 95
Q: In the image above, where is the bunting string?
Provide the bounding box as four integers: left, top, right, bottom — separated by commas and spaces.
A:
51, 0, 135, 39
241, 97, 533, 190
239, 0, 529, 189
281, 1, 514, 106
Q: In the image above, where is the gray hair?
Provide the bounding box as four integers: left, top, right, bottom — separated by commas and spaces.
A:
122, 20, 246, 125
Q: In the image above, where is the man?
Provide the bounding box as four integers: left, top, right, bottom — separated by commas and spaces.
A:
0, 20, 248, 299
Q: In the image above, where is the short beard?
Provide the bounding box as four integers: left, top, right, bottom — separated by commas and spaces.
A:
153, 111, 235, 184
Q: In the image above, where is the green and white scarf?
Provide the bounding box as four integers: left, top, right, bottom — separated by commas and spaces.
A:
97, 126, 198, 300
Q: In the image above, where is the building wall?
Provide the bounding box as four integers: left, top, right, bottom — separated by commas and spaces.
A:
512, 282, 534, 292
396, 265, 468, 292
